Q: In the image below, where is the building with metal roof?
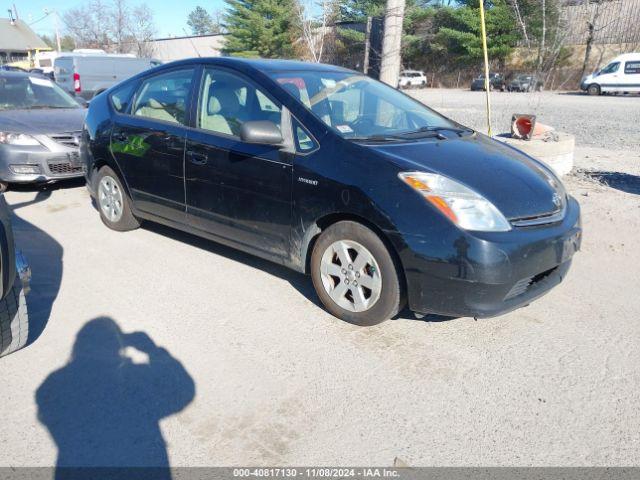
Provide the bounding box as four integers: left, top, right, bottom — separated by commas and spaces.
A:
0, 18, 50, 65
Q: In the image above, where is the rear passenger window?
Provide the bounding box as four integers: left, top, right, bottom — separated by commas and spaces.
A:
110, 82, 136, 113
624, 61, 640, 74
132, 69, 194, 125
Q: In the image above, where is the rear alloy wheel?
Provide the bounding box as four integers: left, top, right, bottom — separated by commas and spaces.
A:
311, 221, 404, 326
587, 83, 601, 96
96, 166, 140, 231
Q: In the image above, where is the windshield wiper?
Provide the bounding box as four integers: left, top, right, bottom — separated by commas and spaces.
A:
402, 126, 474, 137
349, 131, 444, 142
25, 105, 74, 110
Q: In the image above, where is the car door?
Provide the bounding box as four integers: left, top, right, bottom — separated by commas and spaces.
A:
111, 67, 196, 223
184, 66, 293, 259
623, 60, 640, 92
598, 61, 620, 92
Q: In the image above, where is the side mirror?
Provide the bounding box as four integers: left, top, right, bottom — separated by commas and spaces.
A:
240, 121, 283, 146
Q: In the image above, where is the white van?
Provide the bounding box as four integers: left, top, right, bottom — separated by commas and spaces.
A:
54, 53, 160, 99
581, 53, 640, 95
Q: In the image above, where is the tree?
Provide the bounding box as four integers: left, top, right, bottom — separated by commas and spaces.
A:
40, 34, 76, 51
187, 6, 216, 35
295, 0, 337, 62
430, 0, 519, 68
62, 0, 156, 54
505, 0, 569, 76
130, 4, 156, 56
223, 0, 299, 57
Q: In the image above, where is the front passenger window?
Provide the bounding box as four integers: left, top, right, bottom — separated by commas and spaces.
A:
132, 69, 194, 125
198, 68, 282, 137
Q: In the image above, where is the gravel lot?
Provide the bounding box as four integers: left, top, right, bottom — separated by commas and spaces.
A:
408, 88, 640, 150
0, 90, 639, 468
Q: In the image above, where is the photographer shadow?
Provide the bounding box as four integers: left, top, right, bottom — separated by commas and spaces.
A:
36, 317, 195, 479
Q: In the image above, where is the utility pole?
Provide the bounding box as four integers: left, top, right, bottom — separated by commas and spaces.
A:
379, 0, 405, 87
478, 0, 492, 136
54, 10, 62, 51
363, 16, 372, 75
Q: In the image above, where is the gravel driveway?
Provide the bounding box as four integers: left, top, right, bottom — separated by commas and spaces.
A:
0, 92, 639, 468
408, 88, 640, 151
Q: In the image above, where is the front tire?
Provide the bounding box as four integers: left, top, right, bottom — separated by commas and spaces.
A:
588, 83, 601, 96
311, 221, 404, 326
95, 166, 140, 231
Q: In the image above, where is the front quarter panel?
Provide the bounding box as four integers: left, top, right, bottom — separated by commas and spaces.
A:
290, 135, 451, 273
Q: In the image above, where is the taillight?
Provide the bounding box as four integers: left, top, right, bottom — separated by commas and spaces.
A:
73, 72, 81, 93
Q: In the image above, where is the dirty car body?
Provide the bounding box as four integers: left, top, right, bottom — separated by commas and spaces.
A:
82, 58, 581, 319
0, 71, 86, 187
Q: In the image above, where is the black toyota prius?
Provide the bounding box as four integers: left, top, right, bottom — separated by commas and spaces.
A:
82, 58, 581, 325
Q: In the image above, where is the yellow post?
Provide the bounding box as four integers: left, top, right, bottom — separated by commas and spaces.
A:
478, 0, 492, 136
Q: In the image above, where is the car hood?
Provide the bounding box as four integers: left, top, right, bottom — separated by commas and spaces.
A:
0, 108, 86, 135
369, 134, 563, 220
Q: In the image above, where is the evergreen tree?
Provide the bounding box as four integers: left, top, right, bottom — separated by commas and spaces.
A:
187, 6, 216, 35
223, 0, 298, 57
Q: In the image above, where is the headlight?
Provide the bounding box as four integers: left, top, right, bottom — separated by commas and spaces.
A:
398, 172, 511, 232
0, 132, 41, 146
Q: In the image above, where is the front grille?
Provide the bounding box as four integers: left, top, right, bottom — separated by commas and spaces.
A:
49, 131, 81, 148
504, 266, 558, 301
47, 159, 84, 176
510, 206, 566, 228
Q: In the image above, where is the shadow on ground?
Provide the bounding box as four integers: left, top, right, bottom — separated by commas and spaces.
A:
143, 221, 321, 308
585, 171, 640, 195
8, 190, 64, 347
36, 316, 195, 480
144, 223, 450, 324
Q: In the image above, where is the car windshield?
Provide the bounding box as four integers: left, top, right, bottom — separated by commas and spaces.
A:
268, 70, 460, 140
516, 75, 532, 81
0, 75, 80, 110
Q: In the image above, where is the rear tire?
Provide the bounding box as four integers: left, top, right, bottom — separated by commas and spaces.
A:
0, 276, 28, 358
310, 221, 404, 326
95, 166, 140, 231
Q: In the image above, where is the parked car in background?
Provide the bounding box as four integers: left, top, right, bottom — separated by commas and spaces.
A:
507, 74, 543, 92
398, 70, 427, 88
0, 194, 30, 358
83, 58, 581, 326
580, 53, 640, 95
470, 72, 505, 91
54, 53, 160, 100
0, 65, 27, 73
0, 71, 86, 191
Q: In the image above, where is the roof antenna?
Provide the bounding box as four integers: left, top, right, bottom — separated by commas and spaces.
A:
7, 8, 15, 25
183, 28, 202, 58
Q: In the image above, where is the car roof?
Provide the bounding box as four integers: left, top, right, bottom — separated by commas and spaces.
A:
159, 57, 356, 74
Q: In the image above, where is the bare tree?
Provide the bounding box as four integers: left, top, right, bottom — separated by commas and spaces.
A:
62, 0, 156, 56
129, 4, 156, 57
111, 0, 129, 52
509, 0, 531, 49
296, 0, 335, 63
63, 0, 112, 49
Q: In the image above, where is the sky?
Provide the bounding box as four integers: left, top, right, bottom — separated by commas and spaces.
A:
15, 0, 226, 40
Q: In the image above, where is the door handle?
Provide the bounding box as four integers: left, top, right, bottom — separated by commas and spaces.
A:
186, 150, 208, 165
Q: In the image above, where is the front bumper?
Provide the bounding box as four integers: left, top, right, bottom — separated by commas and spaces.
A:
396, 196, 582, 318
0, 145, 86, 184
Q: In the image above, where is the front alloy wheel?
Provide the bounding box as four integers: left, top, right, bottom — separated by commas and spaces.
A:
319, 240, 382, 313
311, 221, 404, 325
